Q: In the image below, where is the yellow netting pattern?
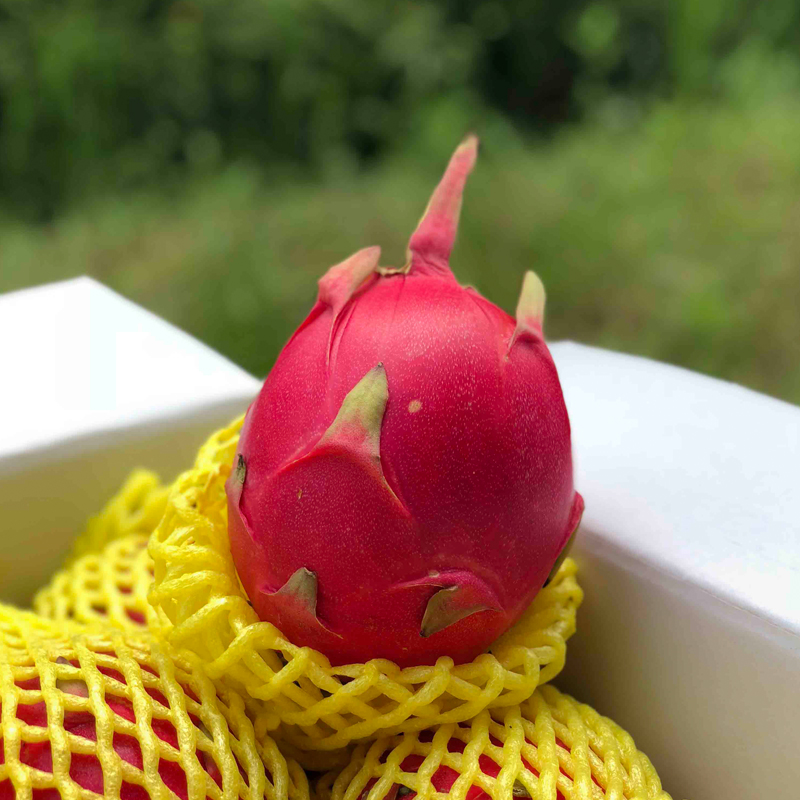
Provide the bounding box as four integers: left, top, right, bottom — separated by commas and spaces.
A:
35, 534, 156, 632
64, 470, 170, 567
148, 420, 584, 753
0, 603, 310, 800
265, 732, 356, 776
320, 684, 672, 800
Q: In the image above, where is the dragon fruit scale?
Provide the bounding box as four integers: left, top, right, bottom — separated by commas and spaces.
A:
226, 136, 584, 668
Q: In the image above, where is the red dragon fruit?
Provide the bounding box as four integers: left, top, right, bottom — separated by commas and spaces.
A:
226, 136, 583, 668
0, 655, 228, 800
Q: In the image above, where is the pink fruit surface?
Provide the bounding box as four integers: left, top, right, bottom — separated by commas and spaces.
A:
227, 136, 583, 667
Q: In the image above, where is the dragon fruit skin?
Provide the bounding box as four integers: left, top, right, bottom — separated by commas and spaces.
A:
227, 136, 583, 668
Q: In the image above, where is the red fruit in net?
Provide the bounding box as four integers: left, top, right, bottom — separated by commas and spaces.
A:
356, 730, 598, 800
227, 137, 583, 667
0, 650, 241, 800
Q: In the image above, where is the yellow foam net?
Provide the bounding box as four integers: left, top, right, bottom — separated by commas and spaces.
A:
148, 420, 584, 754
317, 684, 672, 800
0, 603, 309, 800
35, 470, 169, 632
63, 470, 170, 568
35, 534, 156, 632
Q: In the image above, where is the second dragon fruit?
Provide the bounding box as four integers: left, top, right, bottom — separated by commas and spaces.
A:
226, 137, 584, 668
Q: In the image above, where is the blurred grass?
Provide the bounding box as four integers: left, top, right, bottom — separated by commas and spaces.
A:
2, 94, 799, 404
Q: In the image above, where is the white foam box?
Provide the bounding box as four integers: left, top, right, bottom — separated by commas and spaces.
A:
551, 342, 800, 800
0, 278, 260, 605
1, 280, 797, 798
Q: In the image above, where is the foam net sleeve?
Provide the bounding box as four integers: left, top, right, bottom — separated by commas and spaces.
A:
319, 684, 673, 800
148, 420, 583, 754
63, 470, 170, 568
0, 603, 309, 800
36, 470, 168, 631
35, 534, 156, 632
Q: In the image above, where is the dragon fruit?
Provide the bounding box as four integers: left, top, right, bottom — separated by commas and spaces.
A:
0, 671, 221, 800
342, 686, 670, 800
0, 614, 276, 800
226, 136, 583, 668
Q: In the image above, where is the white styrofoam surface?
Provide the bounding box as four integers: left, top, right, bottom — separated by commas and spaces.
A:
550, 341, 800, 800
0, 277, 259, 467
551, 341, 800, 637
0, 278, 261, 603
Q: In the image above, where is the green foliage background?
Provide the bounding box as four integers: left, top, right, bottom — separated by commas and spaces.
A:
1, 0, 799, 401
